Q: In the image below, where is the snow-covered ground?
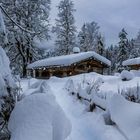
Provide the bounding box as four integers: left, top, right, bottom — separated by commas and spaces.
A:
12, 72, 140, 140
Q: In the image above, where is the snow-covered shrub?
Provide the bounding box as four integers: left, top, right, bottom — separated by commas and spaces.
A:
64, 76, 105, 112
76, 77, 104, 111
14, 75, 23, 101
118, 84, 140, 103
0, 47, 18, 140
64, 79, 76, 95
114, 72, 120, 77
8, 83, 71, 140
108, 94, 140, 140
120, 70, 134, 81
21, 80, 52, 99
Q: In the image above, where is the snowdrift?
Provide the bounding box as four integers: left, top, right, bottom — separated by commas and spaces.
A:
120, 70, 134, 81
8, 82, 71, 140
109, 94, 140, 140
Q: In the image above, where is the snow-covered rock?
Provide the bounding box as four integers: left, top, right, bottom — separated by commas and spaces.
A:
120, 70, 134, 81
108, 94, 140, 140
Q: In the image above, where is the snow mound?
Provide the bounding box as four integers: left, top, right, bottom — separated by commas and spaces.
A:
108, 94, 140, 140
120, 70, 134, 81
114, 72, 120, 77
22, 80, 53, 98
130, 70, 140, 77
8, 93, 71, 140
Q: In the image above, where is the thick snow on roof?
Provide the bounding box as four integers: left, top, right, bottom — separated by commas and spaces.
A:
28, 51, 111, 69
123, 57, 140, 66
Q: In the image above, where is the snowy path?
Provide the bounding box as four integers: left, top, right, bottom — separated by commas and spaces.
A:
47, 77, 127, 140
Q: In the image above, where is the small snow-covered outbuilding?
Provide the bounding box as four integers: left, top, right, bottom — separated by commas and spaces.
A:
122, 57, 140, 70
27, 51, 111, 79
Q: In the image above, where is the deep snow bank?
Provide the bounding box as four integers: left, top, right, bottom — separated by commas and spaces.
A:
109, 94, 140, 140
8, 82, 71, 140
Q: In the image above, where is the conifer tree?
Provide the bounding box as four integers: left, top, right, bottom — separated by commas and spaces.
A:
117, 28, 129, 72
96, 34, 105, 55
130, 32, 140, 58
54, 0, 76, 55
78, 21, 99, 52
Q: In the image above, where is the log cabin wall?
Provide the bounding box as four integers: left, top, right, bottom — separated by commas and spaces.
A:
130, 65, 140, 70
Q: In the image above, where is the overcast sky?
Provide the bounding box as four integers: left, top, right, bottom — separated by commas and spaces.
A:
50, 0, 140, 46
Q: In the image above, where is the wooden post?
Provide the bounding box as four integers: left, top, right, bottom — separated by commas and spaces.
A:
33, 69, 36, 78
39, 69, 42, 78
102, 68, 104, 75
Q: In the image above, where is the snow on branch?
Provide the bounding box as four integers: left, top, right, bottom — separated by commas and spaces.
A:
0, 4, 46, 35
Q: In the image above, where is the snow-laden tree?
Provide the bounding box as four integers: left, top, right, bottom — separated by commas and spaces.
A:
0, 0, 51, 77
0, 8, 7, 47
78, 21, 100, 52
78, 23, 89, 52
106, 45, 119, 73
54, 0, 76, 55
130, 32, 140, 58
0, 46, 17, 140
117, 28, 129, 72
96, 33, 105, 56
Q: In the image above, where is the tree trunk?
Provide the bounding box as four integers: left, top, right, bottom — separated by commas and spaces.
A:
22, 57, 27, 78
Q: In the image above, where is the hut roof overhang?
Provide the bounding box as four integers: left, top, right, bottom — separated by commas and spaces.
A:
122, 57, 140, 66
27, 51, 111, 69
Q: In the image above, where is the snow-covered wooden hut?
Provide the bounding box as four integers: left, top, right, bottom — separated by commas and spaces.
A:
122, 57, 140, 70
27, 51, 111, 79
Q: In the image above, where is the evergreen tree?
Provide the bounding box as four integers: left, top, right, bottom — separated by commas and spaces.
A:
78, 21, 100, 52
117, 28, 129, 72
96, 34, 105, 55
0, 47, 18, 140
78, 23, 88, 52
106, 45, 119, 73
54, 0, 76, 55
0, 8, 7, 47
130, 31, 140, 58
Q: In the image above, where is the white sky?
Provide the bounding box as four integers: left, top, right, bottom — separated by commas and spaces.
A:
50, 0, 140, 46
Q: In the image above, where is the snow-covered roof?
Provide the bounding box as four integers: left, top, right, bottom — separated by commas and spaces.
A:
122, 57, 140, 66
27, 51, 111, 69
